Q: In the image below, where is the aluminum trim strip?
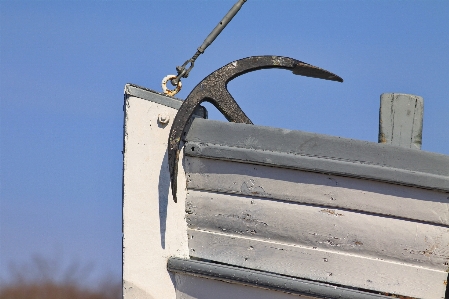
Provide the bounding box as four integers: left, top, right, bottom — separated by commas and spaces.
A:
167, 257, 391, 299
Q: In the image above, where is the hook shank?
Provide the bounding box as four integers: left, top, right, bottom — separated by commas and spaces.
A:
168, 55, 343, 202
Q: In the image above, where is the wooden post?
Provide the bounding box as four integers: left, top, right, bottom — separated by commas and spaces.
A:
379, 93, 423, 150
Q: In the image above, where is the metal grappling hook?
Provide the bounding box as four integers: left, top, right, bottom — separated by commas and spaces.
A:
168, 56, 343, 202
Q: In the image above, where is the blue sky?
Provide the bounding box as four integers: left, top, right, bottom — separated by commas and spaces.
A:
1, 0, 448, 284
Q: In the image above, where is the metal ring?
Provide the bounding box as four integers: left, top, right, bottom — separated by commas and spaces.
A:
162, 75, 182, 96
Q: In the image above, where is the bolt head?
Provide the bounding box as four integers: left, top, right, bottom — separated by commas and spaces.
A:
157, 114, 170, 125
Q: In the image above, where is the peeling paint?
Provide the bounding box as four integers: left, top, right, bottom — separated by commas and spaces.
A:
270, 246, 285, 251
241, 179, 268, 196
354, 240, 364, 246
320, 209, 344, 216
215, 212, 268, 227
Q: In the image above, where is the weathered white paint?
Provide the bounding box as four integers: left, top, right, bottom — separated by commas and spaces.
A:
122, 95, 189, 298
185, 157, 449, 299
188, 229, 447, 299
122, 90, 324, 299
185, 157, 449, 225
379, 93, 424, 149
123, 86, 449, 298
187, 190, 449, 269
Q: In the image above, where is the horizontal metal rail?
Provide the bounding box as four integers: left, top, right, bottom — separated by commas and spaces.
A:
167, 257, 392, 299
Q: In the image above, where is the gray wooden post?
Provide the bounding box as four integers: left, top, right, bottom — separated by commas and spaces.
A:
378, 93, 423, 150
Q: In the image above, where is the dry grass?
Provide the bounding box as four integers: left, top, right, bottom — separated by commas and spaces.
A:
0, 255, 121, 299
0, 282, 121, 299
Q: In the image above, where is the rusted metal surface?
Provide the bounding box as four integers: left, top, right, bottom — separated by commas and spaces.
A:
168, 55, 343, 202
161, 74, 182, 96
